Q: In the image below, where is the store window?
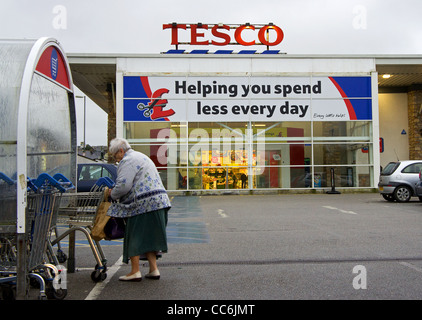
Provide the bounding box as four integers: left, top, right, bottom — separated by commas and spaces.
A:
313, 121, 371, 140
124, 120, 374, 190
187, 122, 249, 190
252, 121, 311, 141
313, 143, 371, 165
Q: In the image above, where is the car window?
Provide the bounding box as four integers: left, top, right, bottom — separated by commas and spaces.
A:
402, 163, 422, 174
102, 168, 113, 179
90, 167, 102, 180
381, 162, 399, 175
78, 165, 113, 181
79, 165, 92, 181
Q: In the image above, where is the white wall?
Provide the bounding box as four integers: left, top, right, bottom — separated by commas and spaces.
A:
378, 93, 409, 167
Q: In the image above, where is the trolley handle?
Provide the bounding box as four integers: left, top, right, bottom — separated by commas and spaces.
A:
29, 173, 75, 193
0, 171, 15, 185
94, 177, 116, 189
27, 178, 38, 192
53, 173, 76, 190
1, 172, 75, 193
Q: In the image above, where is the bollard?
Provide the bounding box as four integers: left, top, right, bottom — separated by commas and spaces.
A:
326, 168, 341, 194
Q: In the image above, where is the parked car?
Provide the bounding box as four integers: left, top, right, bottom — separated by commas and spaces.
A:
77, 163, 117, 192
378, 160, 422, 202
416, 169, 422, 197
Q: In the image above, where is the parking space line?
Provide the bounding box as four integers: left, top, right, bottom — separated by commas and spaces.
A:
217, 209, 228, 218
85, 255, 123, 300
323, 206, 357, 215
399, 261, 422, 274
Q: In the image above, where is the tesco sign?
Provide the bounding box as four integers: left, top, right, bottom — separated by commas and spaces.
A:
163, 23, 284, 47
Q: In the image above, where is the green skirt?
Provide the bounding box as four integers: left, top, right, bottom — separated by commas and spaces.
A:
123, 208, 169, 264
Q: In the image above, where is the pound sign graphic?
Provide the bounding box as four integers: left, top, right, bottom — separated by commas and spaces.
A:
137, 88, 175, 120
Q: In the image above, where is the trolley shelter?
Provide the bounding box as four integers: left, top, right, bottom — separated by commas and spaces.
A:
0, 38, 76, 297
114, 55, 379, 192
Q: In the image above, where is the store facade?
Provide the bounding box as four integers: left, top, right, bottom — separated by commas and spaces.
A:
115, 55, 379, 192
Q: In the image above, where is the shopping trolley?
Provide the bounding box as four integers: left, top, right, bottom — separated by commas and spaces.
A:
0, 172, 74, 300
50, 177, 115, 282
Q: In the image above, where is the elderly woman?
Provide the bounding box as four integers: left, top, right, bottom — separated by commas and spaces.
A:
107, 138, 171, 282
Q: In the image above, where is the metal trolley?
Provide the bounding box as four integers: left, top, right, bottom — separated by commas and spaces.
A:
51, 177, 115, 282
0, 172, 74, 300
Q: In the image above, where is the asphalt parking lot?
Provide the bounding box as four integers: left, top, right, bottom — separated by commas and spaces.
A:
32, 192, 422, 303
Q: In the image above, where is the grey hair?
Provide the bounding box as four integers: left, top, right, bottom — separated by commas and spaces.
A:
109, 138, 131, 154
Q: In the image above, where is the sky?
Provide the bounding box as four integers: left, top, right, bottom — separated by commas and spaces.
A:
1, 0, 422, 145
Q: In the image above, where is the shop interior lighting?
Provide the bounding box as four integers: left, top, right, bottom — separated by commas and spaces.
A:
382, 74, 392, 79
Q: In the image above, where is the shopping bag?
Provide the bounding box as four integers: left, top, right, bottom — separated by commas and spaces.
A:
91, 188, 111, 241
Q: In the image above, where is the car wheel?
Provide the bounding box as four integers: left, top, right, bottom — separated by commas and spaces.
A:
393, 186, 412, 202
382, 194, 395, 202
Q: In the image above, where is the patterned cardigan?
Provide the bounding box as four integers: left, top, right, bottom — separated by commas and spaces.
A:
107, 149, 171, 218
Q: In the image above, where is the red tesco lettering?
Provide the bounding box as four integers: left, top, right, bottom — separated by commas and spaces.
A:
163, 23, 284, 47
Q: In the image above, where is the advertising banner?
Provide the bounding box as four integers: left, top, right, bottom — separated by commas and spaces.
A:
123, 76, 372, 122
